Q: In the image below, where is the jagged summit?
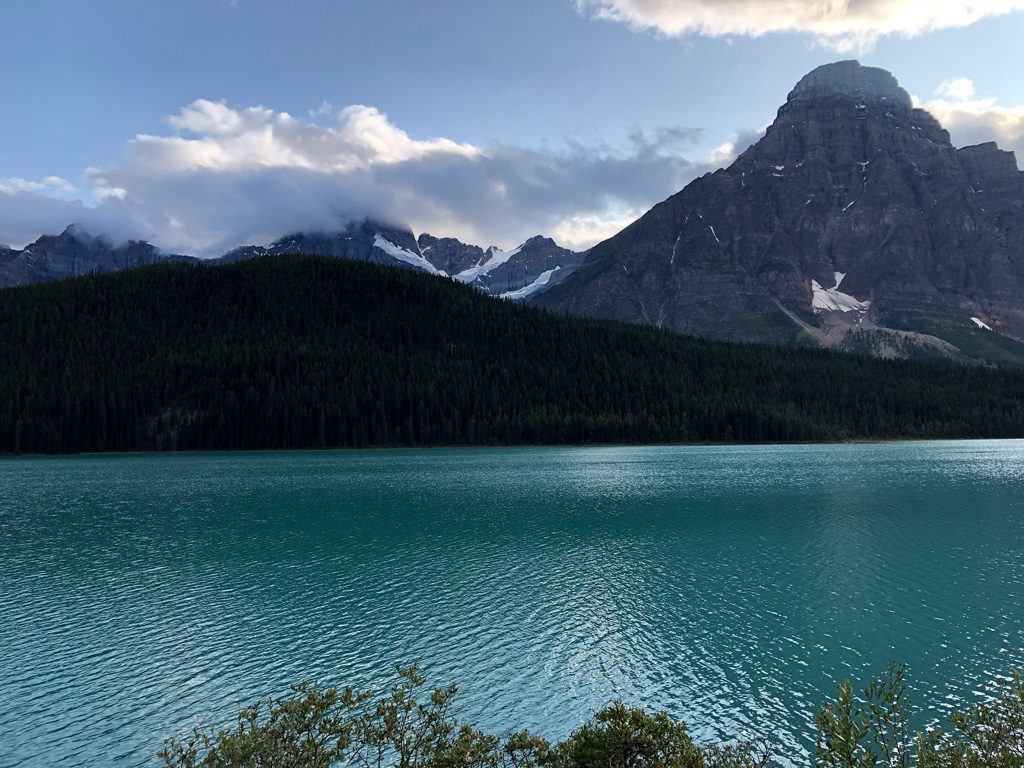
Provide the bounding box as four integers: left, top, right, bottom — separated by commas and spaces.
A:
521, 235, 559, 248
786, 60, 912, 109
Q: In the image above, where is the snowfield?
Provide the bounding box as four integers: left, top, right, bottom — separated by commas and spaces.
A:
373, 235, 447, 276
501, 267, 559, 300
455, 244, 523, 284
812, 272, 871, 314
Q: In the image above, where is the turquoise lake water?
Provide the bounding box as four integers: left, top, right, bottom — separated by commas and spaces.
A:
2, 442, 1024, 766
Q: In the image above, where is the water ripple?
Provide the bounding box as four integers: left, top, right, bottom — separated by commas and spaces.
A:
2, 441, 1024, 767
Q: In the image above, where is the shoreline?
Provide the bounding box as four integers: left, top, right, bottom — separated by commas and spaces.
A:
2, 434, 1022, 459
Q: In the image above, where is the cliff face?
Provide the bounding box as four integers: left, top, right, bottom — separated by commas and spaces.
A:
537, 61, 1024, 362
417, 234, 486, 276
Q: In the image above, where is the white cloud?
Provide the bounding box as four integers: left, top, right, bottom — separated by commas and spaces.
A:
920, 79, 1024, 165
707, 127, 766, 167
309, 100, 336, 120
153, 100, 479, 171
550, 210, 644, 251
1, 99, 718, 255
935, 76, 975, 101
0, 175, 78, 199
575, 0, 1024, 51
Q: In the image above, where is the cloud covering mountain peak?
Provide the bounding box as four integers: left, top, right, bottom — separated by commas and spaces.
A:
1, 99, 717, 256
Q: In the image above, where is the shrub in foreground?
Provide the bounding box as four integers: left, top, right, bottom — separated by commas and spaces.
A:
159, 664, 769, 768
816, 662, 1024, 768
161, 663, 1024, 768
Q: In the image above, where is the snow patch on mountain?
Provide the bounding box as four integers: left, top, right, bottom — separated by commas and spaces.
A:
501, 267, 559, 300
455, 244, 523, 283
812, 273, 871, 314
373, 235, 447, 276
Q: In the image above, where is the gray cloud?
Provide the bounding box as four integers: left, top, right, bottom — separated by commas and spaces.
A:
0, 189, 144, 250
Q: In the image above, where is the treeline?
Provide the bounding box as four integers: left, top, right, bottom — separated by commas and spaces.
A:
1, 254, 1024, 454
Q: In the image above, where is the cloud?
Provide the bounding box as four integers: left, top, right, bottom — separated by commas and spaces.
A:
574, 0, 1024, 51
0, 188, 142, 250
935, 77, 975, 101
550, 210, 645, 250
707, 127, 767, 167
919, 79, 1024, 166
1, 99, 719, 255
0, 175, 78, 199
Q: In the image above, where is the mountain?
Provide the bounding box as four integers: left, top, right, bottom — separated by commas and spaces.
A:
536, 60, 1024, 366
416, 233, 486, 275
216, 220, 446, 275
0, 225, 195, 286
446, 235, 584, 298
217, 222, 583, 298
0, 219, 583, 299
2, 254, 1023, 453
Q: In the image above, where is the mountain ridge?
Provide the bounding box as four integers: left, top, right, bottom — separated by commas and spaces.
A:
536, 60, 1024, 366
5, 60, 1024, 366
0, 220, 583, 300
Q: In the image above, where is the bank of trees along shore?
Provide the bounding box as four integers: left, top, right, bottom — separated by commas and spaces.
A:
2, 254, 1024, 454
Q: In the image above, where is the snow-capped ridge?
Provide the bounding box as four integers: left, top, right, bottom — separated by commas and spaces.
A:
0, 218, 582, 301
455, 243, 524, 283
501, 267, 560, 300
373, 234, 447, 276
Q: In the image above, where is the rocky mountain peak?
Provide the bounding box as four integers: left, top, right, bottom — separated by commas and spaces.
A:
58, 223, 85, 240
786, 60, 912, 109
537, 60, 1024, 365
521, 235, 555, 248
417, 232, 486, 275
742, 59, 950, 170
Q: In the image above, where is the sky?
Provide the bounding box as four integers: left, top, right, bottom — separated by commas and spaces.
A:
2, 0, 1023, 255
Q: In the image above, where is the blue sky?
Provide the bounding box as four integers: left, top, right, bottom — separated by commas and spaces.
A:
2, 0, 1023, 254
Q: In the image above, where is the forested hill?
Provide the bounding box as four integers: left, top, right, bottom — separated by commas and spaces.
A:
1, 254, 1023, 454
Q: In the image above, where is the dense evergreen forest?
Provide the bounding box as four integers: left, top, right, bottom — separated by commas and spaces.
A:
1, 254, 1024, 454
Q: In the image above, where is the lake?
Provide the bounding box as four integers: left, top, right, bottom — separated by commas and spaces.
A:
2, 442, 1024, 766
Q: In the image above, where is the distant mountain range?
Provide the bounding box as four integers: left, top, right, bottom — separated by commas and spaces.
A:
4, 60, 1024, 366
538, 60, 1024, 366
0, 220, 583, 300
